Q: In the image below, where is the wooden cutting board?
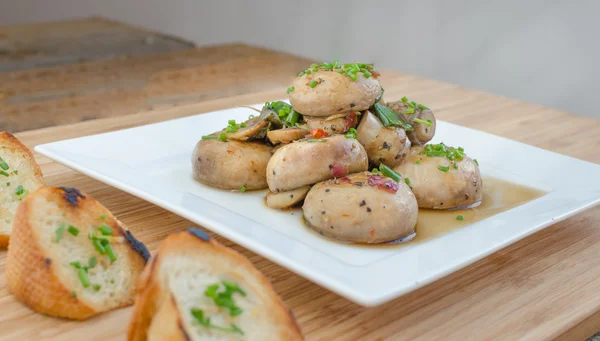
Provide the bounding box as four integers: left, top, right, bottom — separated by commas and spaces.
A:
1, 71, 599, 340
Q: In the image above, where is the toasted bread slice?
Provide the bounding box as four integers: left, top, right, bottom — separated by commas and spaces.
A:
0, 132, 45, 247
128, 228, 303, 341
5, 187, 150, 320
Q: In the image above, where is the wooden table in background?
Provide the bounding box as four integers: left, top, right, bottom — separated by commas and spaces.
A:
1, 18, 600, 341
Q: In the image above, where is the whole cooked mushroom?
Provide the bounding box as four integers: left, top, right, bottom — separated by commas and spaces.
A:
288, 63, 383, 117
394, 144, 482, 209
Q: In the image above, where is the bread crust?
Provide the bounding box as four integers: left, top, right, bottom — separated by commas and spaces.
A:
128, 228, 304, 341
0, 131, 45, 247
5, 187, 148, 320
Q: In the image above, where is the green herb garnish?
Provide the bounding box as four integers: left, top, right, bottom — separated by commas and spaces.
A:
345, 128, 357, 139
100, 214, 107, 220
373, 103, 413, 131
240, 185, 247, 192
77, 268, 90, 288
55, 224, 65, 243
6, 182, 10, 187
91, 238, 106, 254
0, 171, 8, 177
405, 107, 415, 115
88, 256, 97, 268
415, 160, 421, 165
105, 244, 117, 263
201, 133, 227, 142
306, 138, 327, 142
379, 164, 402, 182
474, 159, 479, 166
286, 86, 295, 94
298, 61, 376, 87
420, 143, 468, 168
0, 157, 8, 170
204, 281, 247, 317
190, 308, 244, 335
456, 215, 464, 221
93, 284, 101, 291
13, 170, 18, 175
405, 178, 411, 185
97, 224, 113, 236
413, 118, 433, 127
67, 225, 79, 236
15, 185, 24, 196
438, 165, 450, 172
71, 291, 77, 298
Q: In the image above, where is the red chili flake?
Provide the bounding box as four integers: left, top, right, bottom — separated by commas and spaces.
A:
310, 128, 328, 139
226, 149, 233, 154
367, 175, 398, 194
345, 112, 358, 128
331, 163, 348, 178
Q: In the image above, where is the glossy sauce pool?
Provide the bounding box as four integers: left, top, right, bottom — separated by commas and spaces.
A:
304, 177, 547, 247
411, 177, 546, 245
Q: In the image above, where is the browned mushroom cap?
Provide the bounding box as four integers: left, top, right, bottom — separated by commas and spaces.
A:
386, 101, 436, 145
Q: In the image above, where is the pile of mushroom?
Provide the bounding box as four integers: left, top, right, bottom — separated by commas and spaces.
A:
192, 61, 483, 244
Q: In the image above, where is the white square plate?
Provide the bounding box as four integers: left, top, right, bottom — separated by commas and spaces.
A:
36, 103, 600, 306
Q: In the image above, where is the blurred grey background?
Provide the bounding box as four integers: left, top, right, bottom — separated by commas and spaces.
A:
1, 0, 598, 118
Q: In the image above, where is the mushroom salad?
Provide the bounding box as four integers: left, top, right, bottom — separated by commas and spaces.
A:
192, 61, 483, 244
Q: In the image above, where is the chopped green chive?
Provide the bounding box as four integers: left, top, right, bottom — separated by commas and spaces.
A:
240, 185, 247, 193
456, 215, 464, 221
286, 86, 295, 94
438, 165, 450, 172
204, 281, 246, 317
97, 224, 113, 236
93, 284, 101, 291
110, 279, 115, 284
371, 168, 381, 174
345, 128, 358, 139
15, 185, 24, 195
405, 178, 411, 185
100, 214, 107, 220
405, 107, 415, 115
413, 118, 433, 127
6, 182, 10, 186
306, 138, 327, 142
309, 80, 318, 88
0, 170, 8, 177
78, 268, 90, 288
71, 291, 77, 298
92, 238, 106, 254
70, 261, 82, 269
190, 308, 244, 335
202, 133, 228, 141
88, 256, 97, 269
379, 164, 402, 183
105, 244, 117, 263
0, 157, 8, 170
401, 96, 408, 102
408, 102, 415, 108
474, 159, 479, 166
55, 224, 65, 243
416, 160, 421, 165
418, 103, 429, 110
67, 225, 79, 236
13, 170, 18, 175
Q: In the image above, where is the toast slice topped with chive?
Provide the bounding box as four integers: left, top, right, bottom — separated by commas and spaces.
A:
128, 228, 303, 341
0, 131, 45, 247
5, 186, 150, 320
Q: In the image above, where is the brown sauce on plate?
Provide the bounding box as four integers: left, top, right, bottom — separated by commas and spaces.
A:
411, 177, 546, 245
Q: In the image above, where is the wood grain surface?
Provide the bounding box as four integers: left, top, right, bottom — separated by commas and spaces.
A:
0, 18, 310, 132
0, 17, 193, 71
0, 71, 599, 341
